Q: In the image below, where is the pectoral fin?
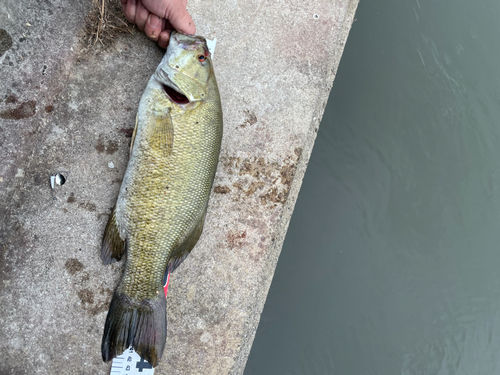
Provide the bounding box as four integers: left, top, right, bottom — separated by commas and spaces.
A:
150, 110, 174, 157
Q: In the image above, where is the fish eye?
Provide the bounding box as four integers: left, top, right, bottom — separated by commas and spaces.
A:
198, 55, 206, 62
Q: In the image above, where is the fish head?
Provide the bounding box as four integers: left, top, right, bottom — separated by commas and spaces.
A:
155, 32, 213, 106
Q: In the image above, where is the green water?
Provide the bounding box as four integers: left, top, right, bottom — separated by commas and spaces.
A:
244, 0, 500, 374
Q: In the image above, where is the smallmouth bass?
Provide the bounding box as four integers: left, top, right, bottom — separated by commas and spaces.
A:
101, 32, 223, 367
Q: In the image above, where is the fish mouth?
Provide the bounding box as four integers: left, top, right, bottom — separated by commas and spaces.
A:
156, 68, 190, 105
163, 83, 189, 105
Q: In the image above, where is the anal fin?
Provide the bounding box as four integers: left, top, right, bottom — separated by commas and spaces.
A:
101, 207, 125, 265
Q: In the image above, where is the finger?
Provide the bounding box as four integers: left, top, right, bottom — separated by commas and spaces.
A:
144, 14, 162, 41
121, 0, 128, 14
166, 6, 196, 35
122, 0, 137, 24
164, 20, 173, 31
142, 0, 196, 35
141, 0, 169, 19
134, 0, 149, 31
158, 29, 171, 49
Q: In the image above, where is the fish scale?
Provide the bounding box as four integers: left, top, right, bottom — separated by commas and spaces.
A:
101, 32, 223, 367
120, 98, 217, 291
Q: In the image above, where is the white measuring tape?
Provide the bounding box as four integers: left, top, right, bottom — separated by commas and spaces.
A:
110, 347, 154, 374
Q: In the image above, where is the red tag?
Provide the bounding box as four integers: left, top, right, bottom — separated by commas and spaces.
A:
164, 273, 170, 297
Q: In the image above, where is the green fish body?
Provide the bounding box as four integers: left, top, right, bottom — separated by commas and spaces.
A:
101, 32, 223, 367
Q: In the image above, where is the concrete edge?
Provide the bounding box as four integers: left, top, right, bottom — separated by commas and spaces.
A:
231, 0, 360, 373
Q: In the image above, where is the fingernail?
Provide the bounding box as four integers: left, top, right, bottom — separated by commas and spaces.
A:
149, 15, 160, 28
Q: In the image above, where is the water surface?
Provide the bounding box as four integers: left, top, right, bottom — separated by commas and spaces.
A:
245, 0, 500, 373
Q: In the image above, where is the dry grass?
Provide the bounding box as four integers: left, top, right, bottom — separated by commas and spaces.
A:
83, 0, 134, 47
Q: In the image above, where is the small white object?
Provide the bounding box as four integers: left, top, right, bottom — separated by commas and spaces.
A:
55, 173, 65, 185
206, 38, 217, 58
49, 171, 69, 200
108, 161, 115, 169
110, 347, 154, 375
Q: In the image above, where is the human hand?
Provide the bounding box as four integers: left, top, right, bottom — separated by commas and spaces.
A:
121, 0, 196, 49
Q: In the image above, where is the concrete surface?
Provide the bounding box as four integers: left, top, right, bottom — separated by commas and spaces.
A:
0, 0, 359, 373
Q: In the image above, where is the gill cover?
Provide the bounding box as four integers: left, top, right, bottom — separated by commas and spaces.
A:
155, 32, 212, 103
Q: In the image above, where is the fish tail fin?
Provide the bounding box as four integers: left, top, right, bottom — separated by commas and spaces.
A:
101, 291, 166, 367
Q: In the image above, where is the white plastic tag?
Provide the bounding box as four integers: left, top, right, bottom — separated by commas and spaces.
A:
206, 38, 217, 58
110, 347, 154, 374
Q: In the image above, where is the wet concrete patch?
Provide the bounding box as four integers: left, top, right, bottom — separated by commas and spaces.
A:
67, 192, 76, 203
227, 230, 247, 248
0, 100, 37, 120
79, 201, 97, 212
119, 127, 134, 137
241, 110, 257, 128
78, 288, 94, 305
65, 258, 85, 275
5, 94, 17, 104
0, 29, 13, 57
220, 153, 301, 206
96, 134, 119, 154
214, 185, 231, 194
78, 286, 112, 316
